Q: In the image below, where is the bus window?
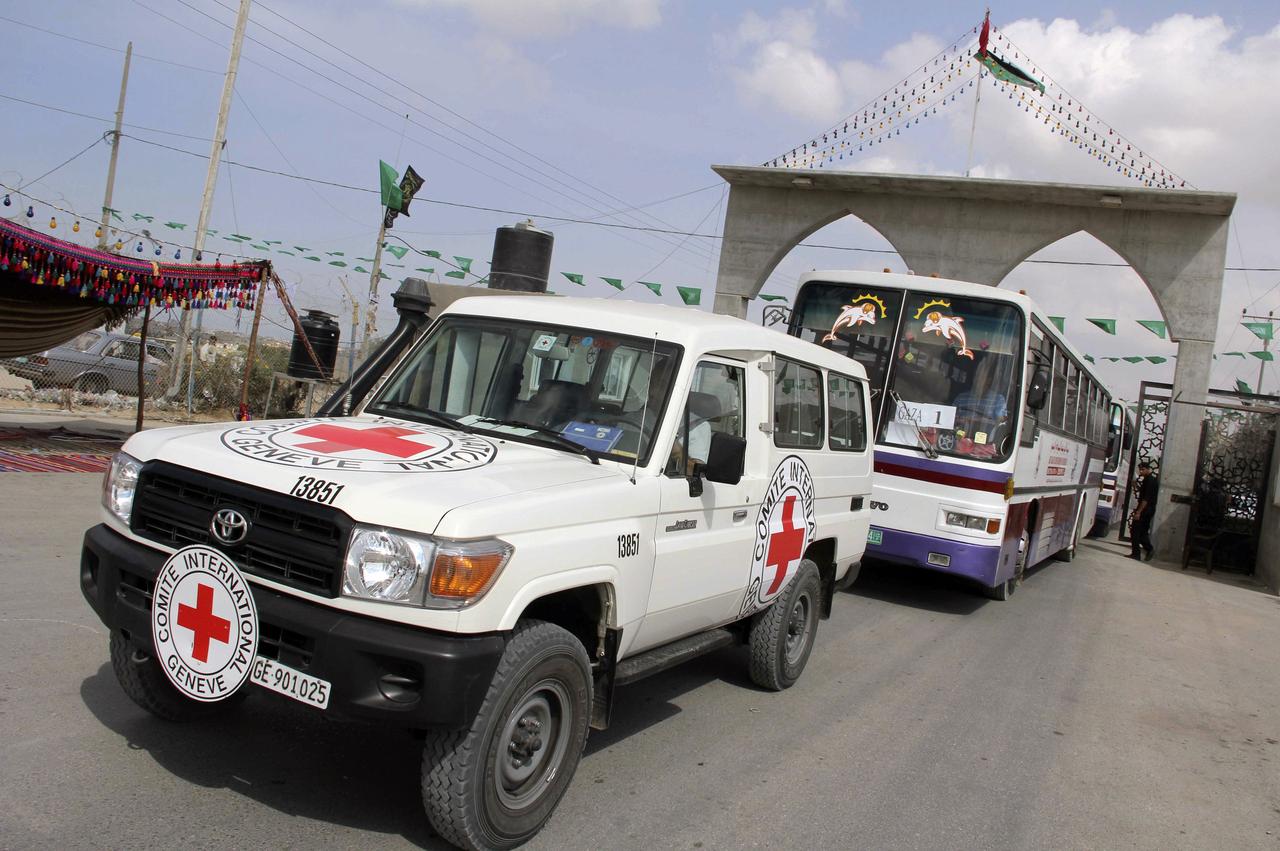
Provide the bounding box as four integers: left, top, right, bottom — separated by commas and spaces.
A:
791, 283, 904, 429
882, 293, 1022, 461
1066, 363, 1081, 436
1050, 347, 1067, 429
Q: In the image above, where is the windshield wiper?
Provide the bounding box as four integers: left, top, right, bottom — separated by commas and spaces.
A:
471, 416, 599, 464
889, 390, 939, 459
366, 403, 469, 432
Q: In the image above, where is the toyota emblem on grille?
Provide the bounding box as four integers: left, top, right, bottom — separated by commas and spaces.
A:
210, 508, 250, 546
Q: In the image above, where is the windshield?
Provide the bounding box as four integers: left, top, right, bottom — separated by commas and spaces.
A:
368, 315, 681, 464
792, 283, 903, 430
71, 331, 101, 352
880, 293, 1024, 462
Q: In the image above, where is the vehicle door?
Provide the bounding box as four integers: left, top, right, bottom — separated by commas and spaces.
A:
100, 339, 141, 392
635, 356, 765, 652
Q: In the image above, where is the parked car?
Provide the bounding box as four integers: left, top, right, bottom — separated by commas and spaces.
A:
2, 330, 172, 395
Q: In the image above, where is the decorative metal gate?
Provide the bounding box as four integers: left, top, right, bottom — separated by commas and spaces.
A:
1120, 381, 1170, 541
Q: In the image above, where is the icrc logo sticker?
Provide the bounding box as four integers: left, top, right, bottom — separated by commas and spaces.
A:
151, 545, 258, 702
219, 418, 498, 472
740, 455, 818, 617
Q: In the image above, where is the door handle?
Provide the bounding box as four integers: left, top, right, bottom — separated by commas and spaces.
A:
733, 509, 749, 522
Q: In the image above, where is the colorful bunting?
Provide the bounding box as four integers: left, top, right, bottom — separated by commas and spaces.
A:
1087, 318, 1116, 334
1243, 321, 1274, 342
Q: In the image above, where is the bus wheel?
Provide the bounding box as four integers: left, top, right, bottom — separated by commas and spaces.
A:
982, 577, 1015, 601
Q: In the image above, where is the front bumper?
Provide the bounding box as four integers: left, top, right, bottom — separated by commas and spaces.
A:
864, 526, 1001, 586
81, 523, 506, 729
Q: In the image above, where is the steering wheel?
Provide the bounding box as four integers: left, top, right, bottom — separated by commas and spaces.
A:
936, 431, 956, 452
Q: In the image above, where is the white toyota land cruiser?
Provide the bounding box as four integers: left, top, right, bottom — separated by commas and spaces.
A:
82, 295, 873, 849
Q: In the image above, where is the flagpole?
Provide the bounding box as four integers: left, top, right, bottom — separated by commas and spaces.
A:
964, 72, 983, 178
360, 216, 389, 362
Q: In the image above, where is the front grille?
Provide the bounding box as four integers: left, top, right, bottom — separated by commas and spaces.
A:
116, 567, 315, 669
132, 462, 350, 596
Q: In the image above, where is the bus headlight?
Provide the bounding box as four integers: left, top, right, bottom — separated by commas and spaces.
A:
943, 511, 1001, 535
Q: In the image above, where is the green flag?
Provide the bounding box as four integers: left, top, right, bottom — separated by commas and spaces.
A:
1146, 356, 1167, 364
639, 281, 662, 297
132, 213, 154, 223
294, 246, 311, 253
325, 250, 343, 256
1137, 320, 1167, 339
354, 265, 369, 273
676, 286, 701, 306
1250, 350, 1275, 361
278, 250, 295, 256
1084, 354, 1095, 363
385, 245, 409, 260
561, 272, 585, 286
1103, 357, 1120, 362
379, 160, 403, 211
445, 270, 465, 279
329, 261, 347, 268
304, 256, 321, 262
164, 221, 187, 230
1087, 318, 1117, 335
454, 257, 473, 274
601, 277, 624, 290
1243, 321, 1274, 342
757, 294, 788, 302
1236, 379, 1254, 394
424, 249, 442, 259
1122, 356, 1144, 363
1224, 351, 1246, 358
1049, 316, 1065, 333
415, 267, 434, 274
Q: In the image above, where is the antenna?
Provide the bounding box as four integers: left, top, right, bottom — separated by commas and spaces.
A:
631, 332, 660, 485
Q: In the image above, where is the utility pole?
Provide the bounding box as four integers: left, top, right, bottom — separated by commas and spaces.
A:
97, 42, 132, 250
1243, 310, 1275, 395
169, 0, 253, 408
360, 219, 388, 361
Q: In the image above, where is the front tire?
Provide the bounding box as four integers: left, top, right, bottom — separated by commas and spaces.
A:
748, 560, 822, 691
421, 620, 591, 851
109, 631, 245, 721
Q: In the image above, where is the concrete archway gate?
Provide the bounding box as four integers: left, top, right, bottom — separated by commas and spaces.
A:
710, 165, 1237, 559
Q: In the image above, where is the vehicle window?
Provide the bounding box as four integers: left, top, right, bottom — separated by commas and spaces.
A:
370, 316, 681, 465
1066, 363, 1080, 436
146, 343, 173, 363
881, 293, 1023, 462
792, 283, 904, 431
828, 373, 867, 451
774, 357, 823, 449
105, 340, 141, 361
71, 331, 101, 352
1050, 347, 1067, 429
667, 361, 745, 476
1022, 330, 1045, 448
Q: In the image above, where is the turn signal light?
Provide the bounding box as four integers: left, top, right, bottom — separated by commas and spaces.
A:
986, 519, 1002, 535
430, 540, 513, 599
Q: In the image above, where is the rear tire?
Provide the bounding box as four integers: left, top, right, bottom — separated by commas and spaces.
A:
982, 578, 1015, 601
109, 631, 245, 721
421, 620, 591, 851
748, 560, 821, 691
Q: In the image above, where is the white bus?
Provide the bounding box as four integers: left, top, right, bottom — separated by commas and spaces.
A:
1091, 401, 1134, 537
786, 270, 1111, 599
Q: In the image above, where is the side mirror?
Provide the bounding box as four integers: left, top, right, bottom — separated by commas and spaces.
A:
1025, 366, 1050, 411
703, 432, 745, 486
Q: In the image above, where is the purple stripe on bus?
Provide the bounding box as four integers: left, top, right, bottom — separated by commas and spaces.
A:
866, 526, 1001, 586
873, 449, 1012, 483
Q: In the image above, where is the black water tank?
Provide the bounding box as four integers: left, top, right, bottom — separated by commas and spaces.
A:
287, 309, 340, 380
489, 220, 553, 292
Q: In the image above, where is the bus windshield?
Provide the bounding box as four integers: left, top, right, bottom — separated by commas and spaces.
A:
880, 293, 1023, 462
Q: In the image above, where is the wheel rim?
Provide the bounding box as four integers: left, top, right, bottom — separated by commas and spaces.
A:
784, 591, 813, 666
495, 678, 573, 811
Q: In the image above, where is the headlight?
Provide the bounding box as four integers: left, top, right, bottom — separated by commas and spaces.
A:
102, 452, 142, 525
943, 510, 1000, 535
342, 526, 513, 608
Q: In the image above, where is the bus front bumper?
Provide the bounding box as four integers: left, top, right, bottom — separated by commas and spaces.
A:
865, 527, 1001, 586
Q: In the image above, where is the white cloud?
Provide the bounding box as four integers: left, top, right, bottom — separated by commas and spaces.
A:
396, 0, 664, 38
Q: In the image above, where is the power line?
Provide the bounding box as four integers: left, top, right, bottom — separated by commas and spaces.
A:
0, 14, 221, 74
18, 135, 106, 190
0, 92, 215, 142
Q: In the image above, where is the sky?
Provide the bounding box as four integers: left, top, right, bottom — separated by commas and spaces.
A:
2, 0, 1279, 400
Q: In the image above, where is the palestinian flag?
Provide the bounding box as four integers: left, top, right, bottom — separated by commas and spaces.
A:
975, 12, 1046, 95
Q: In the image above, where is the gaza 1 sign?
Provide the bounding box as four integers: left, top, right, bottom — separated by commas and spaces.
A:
219, 418, 498, 472
740, 456, 818, 617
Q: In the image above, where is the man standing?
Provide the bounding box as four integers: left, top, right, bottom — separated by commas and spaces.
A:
1129, 461, 1159, 561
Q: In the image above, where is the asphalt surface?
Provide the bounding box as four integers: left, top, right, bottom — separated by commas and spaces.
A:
2, 473, 1278, 850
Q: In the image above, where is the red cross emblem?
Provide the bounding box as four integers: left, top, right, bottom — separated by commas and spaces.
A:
293, 424, 433, 459
176, 583, 231, 663
765, 494, 806, 594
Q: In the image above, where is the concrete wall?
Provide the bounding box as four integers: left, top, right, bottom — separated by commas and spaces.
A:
1255, 429, 1280, 594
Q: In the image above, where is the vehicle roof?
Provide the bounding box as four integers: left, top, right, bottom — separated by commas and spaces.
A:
440, 295, 869, 380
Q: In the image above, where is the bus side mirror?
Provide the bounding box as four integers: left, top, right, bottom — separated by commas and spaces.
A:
1026, 367, 1050, 411
703, 432, 745, 486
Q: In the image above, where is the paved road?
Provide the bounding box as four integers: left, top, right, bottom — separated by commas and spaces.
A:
2, 474, 1278, 849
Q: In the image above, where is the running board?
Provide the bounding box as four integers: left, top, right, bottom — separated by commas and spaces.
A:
615, 628, 737, 686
